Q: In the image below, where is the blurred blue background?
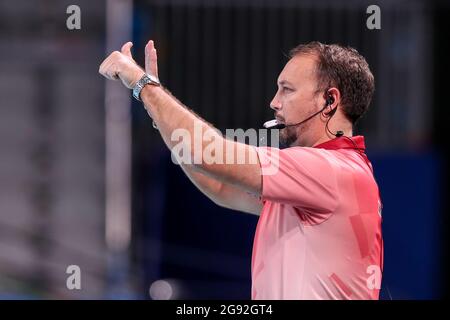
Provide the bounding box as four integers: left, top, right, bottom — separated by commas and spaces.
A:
0, 0, 447, 299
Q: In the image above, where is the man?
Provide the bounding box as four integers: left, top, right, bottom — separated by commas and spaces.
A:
99, 40, 383, 300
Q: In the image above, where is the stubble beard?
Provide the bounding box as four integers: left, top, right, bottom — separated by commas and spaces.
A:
279, 120, 313, 148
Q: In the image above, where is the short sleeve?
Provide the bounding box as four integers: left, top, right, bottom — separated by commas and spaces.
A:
256, 146, 340, 213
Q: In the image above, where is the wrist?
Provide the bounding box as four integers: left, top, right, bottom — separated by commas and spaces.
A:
141, 83, 159, 100
141, 83, 162, 112
132, 73, 160, 101
141, 84, 162, 130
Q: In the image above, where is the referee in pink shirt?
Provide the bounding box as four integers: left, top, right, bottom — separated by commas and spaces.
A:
100, 40, 383, 300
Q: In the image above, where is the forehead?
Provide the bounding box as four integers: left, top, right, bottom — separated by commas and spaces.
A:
278, 54, 318, 85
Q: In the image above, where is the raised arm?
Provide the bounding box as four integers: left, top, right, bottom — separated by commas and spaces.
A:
99, 40, 263, 214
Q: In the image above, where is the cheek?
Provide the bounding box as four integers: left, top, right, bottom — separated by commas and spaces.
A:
282, 93, 304, 116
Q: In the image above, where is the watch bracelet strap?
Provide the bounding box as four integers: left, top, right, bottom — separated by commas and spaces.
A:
133, 73, 160, 101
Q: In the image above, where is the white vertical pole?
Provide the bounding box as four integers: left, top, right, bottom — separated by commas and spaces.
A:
105, 0, 134, 253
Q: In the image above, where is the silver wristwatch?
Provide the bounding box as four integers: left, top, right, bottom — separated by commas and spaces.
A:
132, 73, 160, 101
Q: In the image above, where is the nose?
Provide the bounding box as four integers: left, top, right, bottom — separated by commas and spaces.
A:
270, 92, 281, 111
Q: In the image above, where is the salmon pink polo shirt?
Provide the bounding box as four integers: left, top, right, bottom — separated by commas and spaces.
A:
253, 136, 383, 300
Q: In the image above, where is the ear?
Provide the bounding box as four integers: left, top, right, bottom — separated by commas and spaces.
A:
324, 87, 340, 107
323, 105, 337, 117
322, 87, 340, 115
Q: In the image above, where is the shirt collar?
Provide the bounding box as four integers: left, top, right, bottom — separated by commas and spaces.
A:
313, 135, 366, 151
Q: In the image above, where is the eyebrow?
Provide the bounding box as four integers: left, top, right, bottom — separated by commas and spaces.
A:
278, 80, 294, 86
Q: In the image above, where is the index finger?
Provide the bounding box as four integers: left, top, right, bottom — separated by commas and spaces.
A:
145, 40, 159, 79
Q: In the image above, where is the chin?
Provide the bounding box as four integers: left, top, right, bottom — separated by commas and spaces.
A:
279, 128, 298, 149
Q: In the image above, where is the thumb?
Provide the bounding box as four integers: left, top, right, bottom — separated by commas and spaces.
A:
121, 41, 133, 59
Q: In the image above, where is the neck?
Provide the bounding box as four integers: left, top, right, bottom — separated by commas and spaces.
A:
309, 123, 353, 147
288, 114, 353, 148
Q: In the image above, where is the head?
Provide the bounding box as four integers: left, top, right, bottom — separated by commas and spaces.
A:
270, 41, 375, 147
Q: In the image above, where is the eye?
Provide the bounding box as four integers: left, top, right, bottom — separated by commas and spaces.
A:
282, 86, 293, 92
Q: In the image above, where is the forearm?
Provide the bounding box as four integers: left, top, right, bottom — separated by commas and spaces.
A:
140, 84, 261, 195
180, 163, 262, 215
179, 163, 224, 204
141, 84, 215, 155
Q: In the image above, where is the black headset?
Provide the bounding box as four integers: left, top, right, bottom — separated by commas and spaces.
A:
263, 89, 340, 139
324, 92, 344, 137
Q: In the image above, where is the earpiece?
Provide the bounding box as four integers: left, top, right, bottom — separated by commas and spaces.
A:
323, 92, 344, 138
324, 95, 336, 117
326, 95, 334, 106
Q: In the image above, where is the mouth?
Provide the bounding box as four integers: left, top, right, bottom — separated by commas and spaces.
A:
274, 115, 285, 124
